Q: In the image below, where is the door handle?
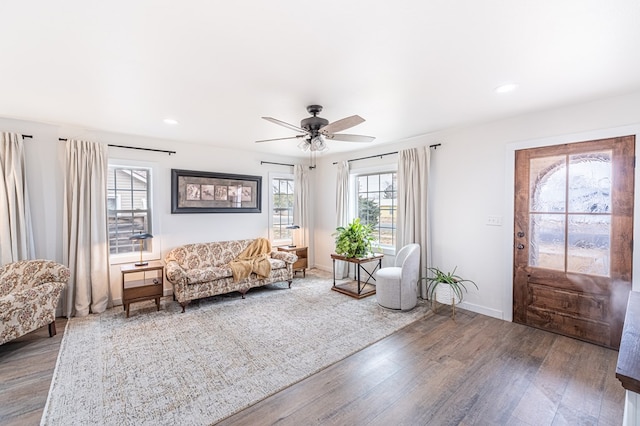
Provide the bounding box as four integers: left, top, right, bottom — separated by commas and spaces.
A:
517, 244, 525, 250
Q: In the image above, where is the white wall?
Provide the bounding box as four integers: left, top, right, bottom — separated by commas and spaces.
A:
0, 117, 303, 305
314, 90, 640, 321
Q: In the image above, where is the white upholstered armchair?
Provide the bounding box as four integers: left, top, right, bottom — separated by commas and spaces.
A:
0, 260, 69, 345
375, 244, 421, 311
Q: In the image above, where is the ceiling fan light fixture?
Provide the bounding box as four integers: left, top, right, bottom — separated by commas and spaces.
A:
298, 140, 310, 152
310, 136, 327, 152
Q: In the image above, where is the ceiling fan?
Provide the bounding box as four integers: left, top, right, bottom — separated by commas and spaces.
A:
256, 105, 375, 152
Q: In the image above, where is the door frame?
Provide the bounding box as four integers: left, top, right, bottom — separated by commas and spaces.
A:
502, 124, 640, 322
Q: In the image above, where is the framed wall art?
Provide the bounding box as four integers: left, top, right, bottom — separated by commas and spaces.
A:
171, 169, 262, 213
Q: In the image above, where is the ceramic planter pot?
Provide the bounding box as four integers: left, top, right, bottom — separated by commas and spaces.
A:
435, 284, 461, 305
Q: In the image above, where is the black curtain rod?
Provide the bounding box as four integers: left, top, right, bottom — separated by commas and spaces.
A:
332, 144, 441, 165
109, 144, 176, 156
332, 151, 397, 165
22, 134, 33, 139
58, 138, 176, 155
260, 160, 315, 170
261, 161, 294, 167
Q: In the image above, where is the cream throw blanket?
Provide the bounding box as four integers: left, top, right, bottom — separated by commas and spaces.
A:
229, 238, 272, 282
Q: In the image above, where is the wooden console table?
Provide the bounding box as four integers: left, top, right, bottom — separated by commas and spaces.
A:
121, 260, 164, 318
331, 253, 383, 299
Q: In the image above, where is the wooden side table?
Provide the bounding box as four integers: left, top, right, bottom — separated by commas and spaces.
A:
121, 260, 164, 318
277, 246, 308, 277
331, 253, 384, 299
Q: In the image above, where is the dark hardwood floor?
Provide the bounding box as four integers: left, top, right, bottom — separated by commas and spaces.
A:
0, 307, 624, 425
221, 308, 624, 425
0, 318, 68, 426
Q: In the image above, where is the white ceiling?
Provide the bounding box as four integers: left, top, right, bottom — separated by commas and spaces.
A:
1, 1, 640, 158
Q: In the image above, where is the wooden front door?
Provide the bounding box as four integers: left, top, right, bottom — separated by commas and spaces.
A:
513, 135, 635, 349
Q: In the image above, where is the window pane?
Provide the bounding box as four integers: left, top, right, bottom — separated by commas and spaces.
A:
529, 213, 565, 271
367, 175, 380, 191
379, 228, 394, 246
567, 214, 610, 276
568, 152, 611, 213
357, 176, 367, 192
358, 196, 379, 228
380, 173, 394, 193
530, 156, 566, 212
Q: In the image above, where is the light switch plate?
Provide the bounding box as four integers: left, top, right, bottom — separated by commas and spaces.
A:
486, 215, 503, 226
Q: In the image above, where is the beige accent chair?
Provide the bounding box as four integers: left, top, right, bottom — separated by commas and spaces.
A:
375, 244, 421, 311
0, 260, 69, 345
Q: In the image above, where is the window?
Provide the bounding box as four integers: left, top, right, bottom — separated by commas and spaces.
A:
107, 166, 152, 255
356, 171, 397, 247
270, 175, 295, 245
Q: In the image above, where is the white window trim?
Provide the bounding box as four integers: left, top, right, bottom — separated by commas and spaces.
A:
268, 171, 295, 247
349, 163, 398, 256
108, 158, 161, 266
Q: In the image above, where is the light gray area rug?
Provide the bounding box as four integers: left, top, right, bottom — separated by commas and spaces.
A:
41, 269, 429, 425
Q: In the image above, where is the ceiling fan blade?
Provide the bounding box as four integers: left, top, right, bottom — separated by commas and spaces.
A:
319, 115, 365, 134
325, 133, 376, 143
255, 135, 305, 143
262, 117, 308, 134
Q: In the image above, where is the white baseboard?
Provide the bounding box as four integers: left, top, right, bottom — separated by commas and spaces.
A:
314, 263, 333, 273
457, 301, 504, 320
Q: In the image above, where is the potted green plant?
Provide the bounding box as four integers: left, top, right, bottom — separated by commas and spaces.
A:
333, 218, 374, 258
421, 266, 477, 318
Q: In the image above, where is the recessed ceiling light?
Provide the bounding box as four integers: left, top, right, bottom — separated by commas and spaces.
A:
495, 83, 518, 94
163, 118, 179, 125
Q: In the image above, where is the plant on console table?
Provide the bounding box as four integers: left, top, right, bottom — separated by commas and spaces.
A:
421, 266, 477, 320
333, 218, 374, 258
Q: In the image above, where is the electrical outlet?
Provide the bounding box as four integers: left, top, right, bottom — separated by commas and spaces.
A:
486, 215, 503, 226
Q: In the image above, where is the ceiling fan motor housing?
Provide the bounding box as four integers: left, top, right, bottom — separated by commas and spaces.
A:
301, 105, 328, 134
300, 116, 329, 133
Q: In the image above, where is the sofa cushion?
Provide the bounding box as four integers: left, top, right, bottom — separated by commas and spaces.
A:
186, 266, 233, 284
184, 258, 287, 285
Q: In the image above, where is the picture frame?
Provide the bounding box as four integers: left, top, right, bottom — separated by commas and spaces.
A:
171, 169, 262, 213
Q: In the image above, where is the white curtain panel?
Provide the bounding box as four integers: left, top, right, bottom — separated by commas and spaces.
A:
0, 132, 35, 265
335, 160, 350, 279
293, 164, 309, 247
396, 147, 432, 298
62, 139, 110, 317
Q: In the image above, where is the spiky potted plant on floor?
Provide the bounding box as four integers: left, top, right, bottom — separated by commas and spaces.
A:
421, 266, 477, 319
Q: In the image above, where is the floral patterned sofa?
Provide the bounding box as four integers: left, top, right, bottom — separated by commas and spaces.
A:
0, 260, 69, 345
164, 239, 297, 311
